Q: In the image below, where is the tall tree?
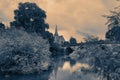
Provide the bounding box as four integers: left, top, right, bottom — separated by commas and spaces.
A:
11, 2, 48, 33
103, 10, 120, 30
105, 7, 120, 41
11, 2, 53, 44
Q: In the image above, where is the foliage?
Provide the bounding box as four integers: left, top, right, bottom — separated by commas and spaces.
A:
106, 26, 120, 41
83, 35, 99, 42
69, 37, 77, 45
104, 8, 120, 41
50, 43, 64, 57
103, 10, 120, 30
0, 29, 52, 74
11, 2, 48, 32
70, 44, 120, 80
0, 22, 5, 29
10, 2, 53, 44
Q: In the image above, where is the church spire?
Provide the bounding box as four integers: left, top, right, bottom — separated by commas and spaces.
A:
54, 25, 59, 36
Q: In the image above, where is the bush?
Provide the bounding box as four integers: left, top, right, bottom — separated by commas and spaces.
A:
0, 29, 52, 74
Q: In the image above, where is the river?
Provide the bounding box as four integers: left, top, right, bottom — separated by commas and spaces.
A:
0, 57, 100, 80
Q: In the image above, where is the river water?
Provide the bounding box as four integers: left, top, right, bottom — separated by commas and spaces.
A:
49, 61, 99, 80
0, 59, 99, 80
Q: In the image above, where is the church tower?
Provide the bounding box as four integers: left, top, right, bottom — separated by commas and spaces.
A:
54, 25, 58, 36
53, 25, 65, 45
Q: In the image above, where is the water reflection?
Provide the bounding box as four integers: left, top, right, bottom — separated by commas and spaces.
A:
49, 61, 99, 80
0, 57, 98, 80
0, 73, 52, 80
62, 61, 89, 72
0, 69, 52, 80
49, 61, 90, 80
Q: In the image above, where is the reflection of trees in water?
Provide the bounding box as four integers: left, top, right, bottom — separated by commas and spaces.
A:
0, 72, 52, 80
49, 55, 78, 80
0, 48, 95, 80
0, 64, 53, 80
49, 56, 93, 80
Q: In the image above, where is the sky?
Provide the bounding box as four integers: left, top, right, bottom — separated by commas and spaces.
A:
0, 0, 119, 41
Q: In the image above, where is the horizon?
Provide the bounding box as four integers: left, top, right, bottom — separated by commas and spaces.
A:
0, 0, 119, 42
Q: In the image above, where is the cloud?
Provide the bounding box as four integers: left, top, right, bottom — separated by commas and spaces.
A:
46, 0, 119, 41
0, 0, 119, 41
0, 0, 48, 24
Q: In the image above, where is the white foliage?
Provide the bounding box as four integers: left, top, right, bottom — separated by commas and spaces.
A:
0, 29, 51, 74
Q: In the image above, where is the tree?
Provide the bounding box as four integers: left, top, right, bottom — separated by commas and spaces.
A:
103, 10, 120, 30
106, 26, 120, 41
104, 7, 120, 41
0, 22, 5, 29
11, 2, 48, 33
10, 2, 53, 44
70, 44, 120, 80
0, 29, 52, 75
83, 35, 99, 42
69, 37, 77, 45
